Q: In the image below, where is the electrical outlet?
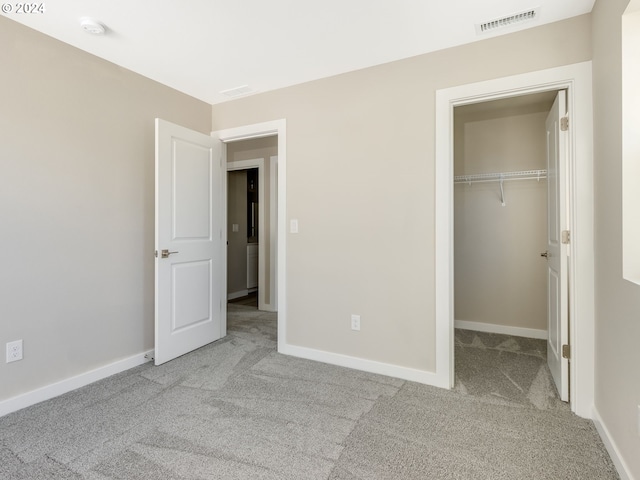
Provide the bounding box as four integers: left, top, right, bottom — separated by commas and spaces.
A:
351, 314, 361, 331
6, 340, 23, 363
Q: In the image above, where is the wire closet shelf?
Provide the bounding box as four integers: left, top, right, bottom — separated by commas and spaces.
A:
453, 169, 547, 184
454, 169, 547, 207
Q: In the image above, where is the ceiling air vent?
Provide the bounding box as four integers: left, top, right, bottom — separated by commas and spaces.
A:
219, 85, 255, 98
476, 7, 539, 34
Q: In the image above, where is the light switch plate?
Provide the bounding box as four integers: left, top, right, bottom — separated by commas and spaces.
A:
290, 219, 299, 233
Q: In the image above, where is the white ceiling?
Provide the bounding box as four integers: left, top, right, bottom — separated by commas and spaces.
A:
2, 1, 595, 105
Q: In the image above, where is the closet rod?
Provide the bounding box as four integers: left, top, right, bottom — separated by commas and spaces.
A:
454, 169, 547, 184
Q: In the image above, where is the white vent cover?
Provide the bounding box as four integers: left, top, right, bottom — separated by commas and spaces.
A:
219, 85, 255, 98
476, 7, 539, 34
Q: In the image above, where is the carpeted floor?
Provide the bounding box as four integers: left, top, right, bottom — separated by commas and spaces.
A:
0, 307, 618, 479
454, 329, 567, 411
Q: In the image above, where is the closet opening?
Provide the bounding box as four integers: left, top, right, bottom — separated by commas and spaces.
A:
452, 90, 569, 409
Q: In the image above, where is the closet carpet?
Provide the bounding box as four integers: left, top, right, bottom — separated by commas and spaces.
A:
0, 307, 618, 479
454, 329, 567, 410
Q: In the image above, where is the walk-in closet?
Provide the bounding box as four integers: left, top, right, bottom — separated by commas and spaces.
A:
454, 92, 558, 337
453, 91, 566, 406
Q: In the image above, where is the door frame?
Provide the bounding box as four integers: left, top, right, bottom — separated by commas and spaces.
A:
215, 119, 287, 348
434, 61, 594, 418
226, 158, 269, 310
270, 156, 278, 311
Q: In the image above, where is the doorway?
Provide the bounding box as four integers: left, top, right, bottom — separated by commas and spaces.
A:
452, 91, 565, 406
226, 162, 263, 309
227, 167, 260, 307
226, 137, 277, 312
217, 119, 287, 349
434, 62, 595, 418
154, 119, 286, 364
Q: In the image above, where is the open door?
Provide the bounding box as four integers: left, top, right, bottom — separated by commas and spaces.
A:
544, 91, 569, 401
154, 119, 224, 365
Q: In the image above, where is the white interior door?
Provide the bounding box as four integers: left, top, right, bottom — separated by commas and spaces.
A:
545, 91, 569, 401
155, 118, 224, 365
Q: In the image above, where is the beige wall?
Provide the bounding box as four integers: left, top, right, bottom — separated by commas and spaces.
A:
454, 106, 549, 331
0, 17, 212, 402
622, 7, 640, 285
226, 137, 278, 307
592, 0, 640, 476
212, 15, 592, 371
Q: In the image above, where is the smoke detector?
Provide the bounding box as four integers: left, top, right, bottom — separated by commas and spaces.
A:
476, 7, 539, 34
80, 17, 107, 35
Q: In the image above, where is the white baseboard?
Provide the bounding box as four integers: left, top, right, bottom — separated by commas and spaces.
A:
278, 343, 448, 388
592, 407, 635, 480
455, 319, 548, 340
227, 289, 249, 300
0, 350, 153, 418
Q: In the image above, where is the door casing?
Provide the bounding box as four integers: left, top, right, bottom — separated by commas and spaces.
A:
435, 61, 594, 418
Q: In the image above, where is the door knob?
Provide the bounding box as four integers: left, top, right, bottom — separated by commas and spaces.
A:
161, 249, 179, 258
540, 251, 549, 258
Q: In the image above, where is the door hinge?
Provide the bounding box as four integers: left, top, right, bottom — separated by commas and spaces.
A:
562, 230, 571, 244
561, 116, 569, 131
562, 344, 571, 359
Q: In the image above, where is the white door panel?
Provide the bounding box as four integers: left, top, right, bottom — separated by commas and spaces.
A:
545, 91, 569, 401
173, 140, 212, 239
547, 269, 560, 354
172, 261, 211, 331
155, 119, 224, 365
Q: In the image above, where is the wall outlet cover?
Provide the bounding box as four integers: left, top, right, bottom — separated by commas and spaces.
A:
6, 340, 23, 363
